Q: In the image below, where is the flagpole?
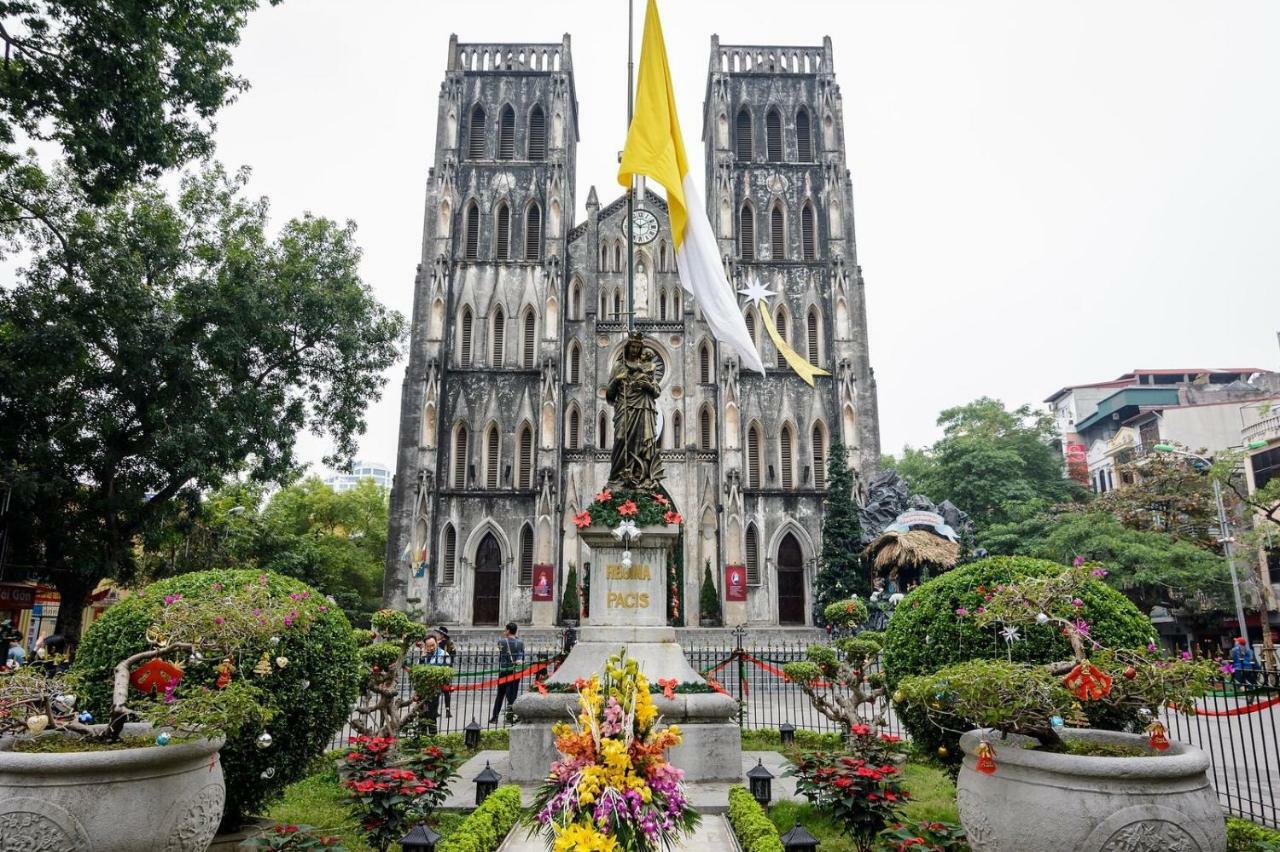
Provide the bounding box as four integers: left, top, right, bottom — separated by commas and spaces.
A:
626, 0, 636, 332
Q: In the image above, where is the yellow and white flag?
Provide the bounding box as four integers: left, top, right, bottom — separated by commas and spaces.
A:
617, 0, 766, 375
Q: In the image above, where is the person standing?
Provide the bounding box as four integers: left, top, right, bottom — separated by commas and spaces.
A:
488, 622, 524, 724
1231, 637, 1261, 693
421, 631, 451, 734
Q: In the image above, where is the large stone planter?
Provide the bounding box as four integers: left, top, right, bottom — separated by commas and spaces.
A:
957, 727, 1226, 852
0, 723, 226, 852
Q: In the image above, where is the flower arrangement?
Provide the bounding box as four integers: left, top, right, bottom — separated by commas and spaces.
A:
581, 488, 682, 531
529, 652, 699, 851
896, 564, 1216, 752
342, 735, 458, 852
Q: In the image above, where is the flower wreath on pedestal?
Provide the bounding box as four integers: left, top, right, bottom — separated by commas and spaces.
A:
529, 651, 699, 851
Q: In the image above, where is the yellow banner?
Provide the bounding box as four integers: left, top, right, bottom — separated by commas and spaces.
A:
757, 303, 830, 387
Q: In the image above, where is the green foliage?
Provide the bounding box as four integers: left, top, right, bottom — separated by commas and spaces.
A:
816, 443, 868, 611
341, 737, 458, 852
883, 556, 1155, 763
738, 728, 844, 753
142, 679, 273, 740
793, 750, 908, 852
1227, 817, 1280, 852
836, 636, 884, 664
436, 785, 523, 852
408, 665, 454, 699
805, 643, 839, 676
782, 661, 823, 685
74, 569, 360, 827
824, 597, 869, 627
584, 487, 678, 529
899, 659, 1074, 741
0, 163, 404, 637
243, 823, 351, 851
699, 560, 722, 622
881, 820, 968, 851
358, 642, 400, 673
726, 787, 784, 852
560, 563, 581, 623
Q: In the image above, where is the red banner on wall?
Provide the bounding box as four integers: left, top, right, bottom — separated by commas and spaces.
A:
0, 583, 35, 609
724, 565, 747, 602
532, 564, 554, 601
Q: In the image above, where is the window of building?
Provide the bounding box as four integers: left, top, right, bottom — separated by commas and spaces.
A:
812, 423, 826, 488
491, 306, 505, 365
766, 108, 782, 162
735, 108, 753, 160
614, 243, 622, 272
801, 202, 816, 261
780, 424, 794, 489
739, 204, 755, 261
442, 524, 457, 584
517, 423, 533, 489
494, 202, 510, 260
485, 424, 500, 488
1253, 446, 1280, 491
522, 308, 536, 368
452, 426, 468, 488
525, 203, 542, 260
745, 523, 760, 585
700, 406, 713, 451
659, 290, 667, 320
747, 423, 762, 488
459, 307, 473, 366
699, 343, 711, 384
612, 289, 622, 319
467, 105, 486, 159
806, 308, 819, 365
568, 408, 580, 449
770, 203, 785, 260
498, 105, 515, 160
571, 280, 581, 319
598, 412, 608, 447
671, 410, 682, 449
796, 108, 813, 161
463, 202, 480, 260
744, 310, 756, 350
518, 524, 534, 585
528, 105, 546, 160
774, 306, 788, 369
568, 342, 580, 384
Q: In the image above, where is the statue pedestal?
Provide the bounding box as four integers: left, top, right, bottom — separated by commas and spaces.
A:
509, 525, 741, 782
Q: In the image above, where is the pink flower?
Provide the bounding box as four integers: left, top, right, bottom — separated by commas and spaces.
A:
1180, 650, 1193, 661
211, 582, 223, 591
1221, 662, 1235, 675
163, 594, 182, 606
1091, 568, 1109, 578
954, 607, 969, 617
618, 500, 638, 517
663, 510, 683, 525
214, 616, 224, 625
1073, 618, 1091, 637
1072, 598, 1084, 608
1073, 555, 1086, 567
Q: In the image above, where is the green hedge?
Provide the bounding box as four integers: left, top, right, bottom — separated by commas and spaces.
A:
883, 556, 1155, 766
727, 786, 784, 852
437, 785, 523, 852
1227, 817, 1280, 851
74, 569, 360, 826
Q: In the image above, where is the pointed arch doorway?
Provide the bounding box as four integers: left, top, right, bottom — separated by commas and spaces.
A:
473, 533, 502, 626
777, 532, 806, 625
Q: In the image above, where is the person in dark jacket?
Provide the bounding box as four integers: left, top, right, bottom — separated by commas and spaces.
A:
488, 622, 524, 724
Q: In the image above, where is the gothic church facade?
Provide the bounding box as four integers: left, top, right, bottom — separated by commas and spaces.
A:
384, 35, 879, 628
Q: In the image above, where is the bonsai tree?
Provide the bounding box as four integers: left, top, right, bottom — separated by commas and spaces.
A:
560, 563, 581, 624
897, 564, 1215, 748
698, 561, 722, 625
350, 609, 453, 738
782, 598, 890, 732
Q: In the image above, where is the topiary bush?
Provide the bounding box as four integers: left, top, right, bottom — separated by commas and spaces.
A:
438, 785, 522, 852
727, 786, 784, 852
882, 555, 1155, 767
74, 569, 360, 827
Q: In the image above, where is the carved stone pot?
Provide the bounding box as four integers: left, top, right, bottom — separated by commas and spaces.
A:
957, 728, 1225, 852
0, 723, 225, 852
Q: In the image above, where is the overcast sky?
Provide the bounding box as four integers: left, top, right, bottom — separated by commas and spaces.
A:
210, 0, 1280, 474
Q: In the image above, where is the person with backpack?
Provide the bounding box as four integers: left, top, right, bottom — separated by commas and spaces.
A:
488, 622, 524, 724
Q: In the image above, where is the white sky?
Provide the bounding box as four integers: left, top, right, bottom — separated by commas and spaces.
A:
209, 0, 1280, 473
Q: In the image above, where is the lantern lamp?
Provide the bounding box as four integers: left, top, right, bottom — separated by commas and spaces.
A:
780, 823, 819, 852
473, 760, 501, 805
779, 722, 796, 746
399, 823, 441, 852
747, 757, 774, 807
464, 717, 482, 751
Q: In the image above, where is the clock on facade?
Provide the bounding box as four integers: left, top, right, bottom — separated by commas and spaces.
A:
624, 208, 659, 245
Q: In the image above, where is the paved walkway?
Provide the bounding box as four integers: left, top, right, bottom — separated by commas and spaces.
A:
498, 816, 737, 851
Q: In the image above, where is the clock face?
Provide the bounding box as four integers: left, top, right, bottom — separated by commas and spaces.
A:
626, 209, 660, 245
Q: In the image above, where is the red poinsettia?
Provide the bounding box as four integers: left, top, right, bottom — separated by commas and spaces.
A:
652, 493, 670, 507
664, 510, 682, 525
618, 500, 638, 517
573, 510, 592, 529
594, 488, 612, 503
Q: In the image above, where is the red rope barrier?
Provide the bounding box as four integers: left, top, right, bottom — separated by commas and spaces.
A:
739, 652, 830, 689
442, 660, 551, 693
1190, 694, 1280, 717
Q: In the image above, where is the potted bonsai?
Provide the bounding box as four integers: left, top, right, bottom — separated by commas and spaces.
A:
897, 564, 1225, 852
0, 575, 301, 851
783, 598, 890, 733
350, 608, 454, 739
698, 561, 722, 627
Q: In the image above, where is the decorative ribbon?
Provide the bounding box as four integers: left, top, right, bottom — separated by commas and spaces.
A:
756, 303, 830, 387
442, 660, 552, 693
1184, 694, 1280, 717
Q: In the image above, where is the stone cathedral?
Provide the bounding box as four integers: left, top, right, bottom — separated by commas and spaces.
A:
384, 34, 880, 629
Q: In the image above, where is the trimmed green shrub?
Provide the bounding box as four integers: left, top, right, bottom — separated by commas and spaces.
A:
727, 786, 784, 852
560, 563, 581, 623
437, 785, 522, 852
699, 560, 722, 623
74, 569, 360, 826
1227, 817, 1280, 852
823, 597, 868, 627
883, 555, 1155, 766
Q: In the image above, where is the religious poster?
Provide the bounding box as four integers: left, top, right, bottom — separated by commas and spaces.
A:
532, 564, 554, 601
724, 564, 747, 602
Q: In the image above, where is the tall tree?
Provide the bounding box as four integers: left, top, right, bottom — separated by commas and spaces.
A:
0, 163, 404, 638
816, 442, 868, 615
1, 0, 280, 201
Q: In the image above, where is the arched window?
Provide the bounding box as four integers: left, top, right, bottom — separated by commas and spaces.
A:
671, 410, 682, 449
598, 412, 608, 447
498, 105, 515, 159
463, 201, 480, 260
770, 203, 785, 260
522, 308, 536, 368
739, 204, 755, 261
567, 407, 580, 449
460, 307, 473, 366
612, 289, 622, 319
525, 203, 542, 260
571, 280, 581, 319
517, 423, 533, 489
735, 108, 753, 161
491, 306, 505, 365
568, 341, 581, 384
485, 424, 500, 488
467, 105, 486, 159
796, 108, 813, 162
658, 241, 668, 271
528, 105, 546, 160
494, 202, 511, 260
518, 524, 534, 585
613, 243, 622, 272
766, 108, 783, 162
774, 306, 788, 369
659, 290, 667, 320
674, 292, 681, 316
599, 289, 608, 318
699, 343, 711, 384
745, 523, 760, 585
780, 423, 794, 489
452, 425, 468, 488
801, 202, 816, 262
441, 524, 457, 584
599, 243, 608, 270
806, 308, 819, 365
812, 423, 827, 489
747, 422, 762, 488
744, 309, 757, 350
699, 406, 713, 451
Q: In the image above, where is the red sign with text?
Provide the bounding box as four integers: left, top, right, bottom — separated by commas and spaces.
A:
724, 565, 747, 602
531, 564, 554, 601
0, 584, 35, 609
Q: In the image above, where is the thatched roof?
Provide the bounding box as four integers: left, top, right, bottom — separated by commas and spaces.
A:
865, 529, 961, 571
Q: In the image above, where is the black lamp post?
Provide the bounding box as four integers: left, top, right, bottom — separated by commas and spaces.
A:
779, 722, 796, 746
399, 823, 441, 852
747, 757, 774, 807
464, 717, 482, 751
780, 823, 819, 852
473, 760, 501, 805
